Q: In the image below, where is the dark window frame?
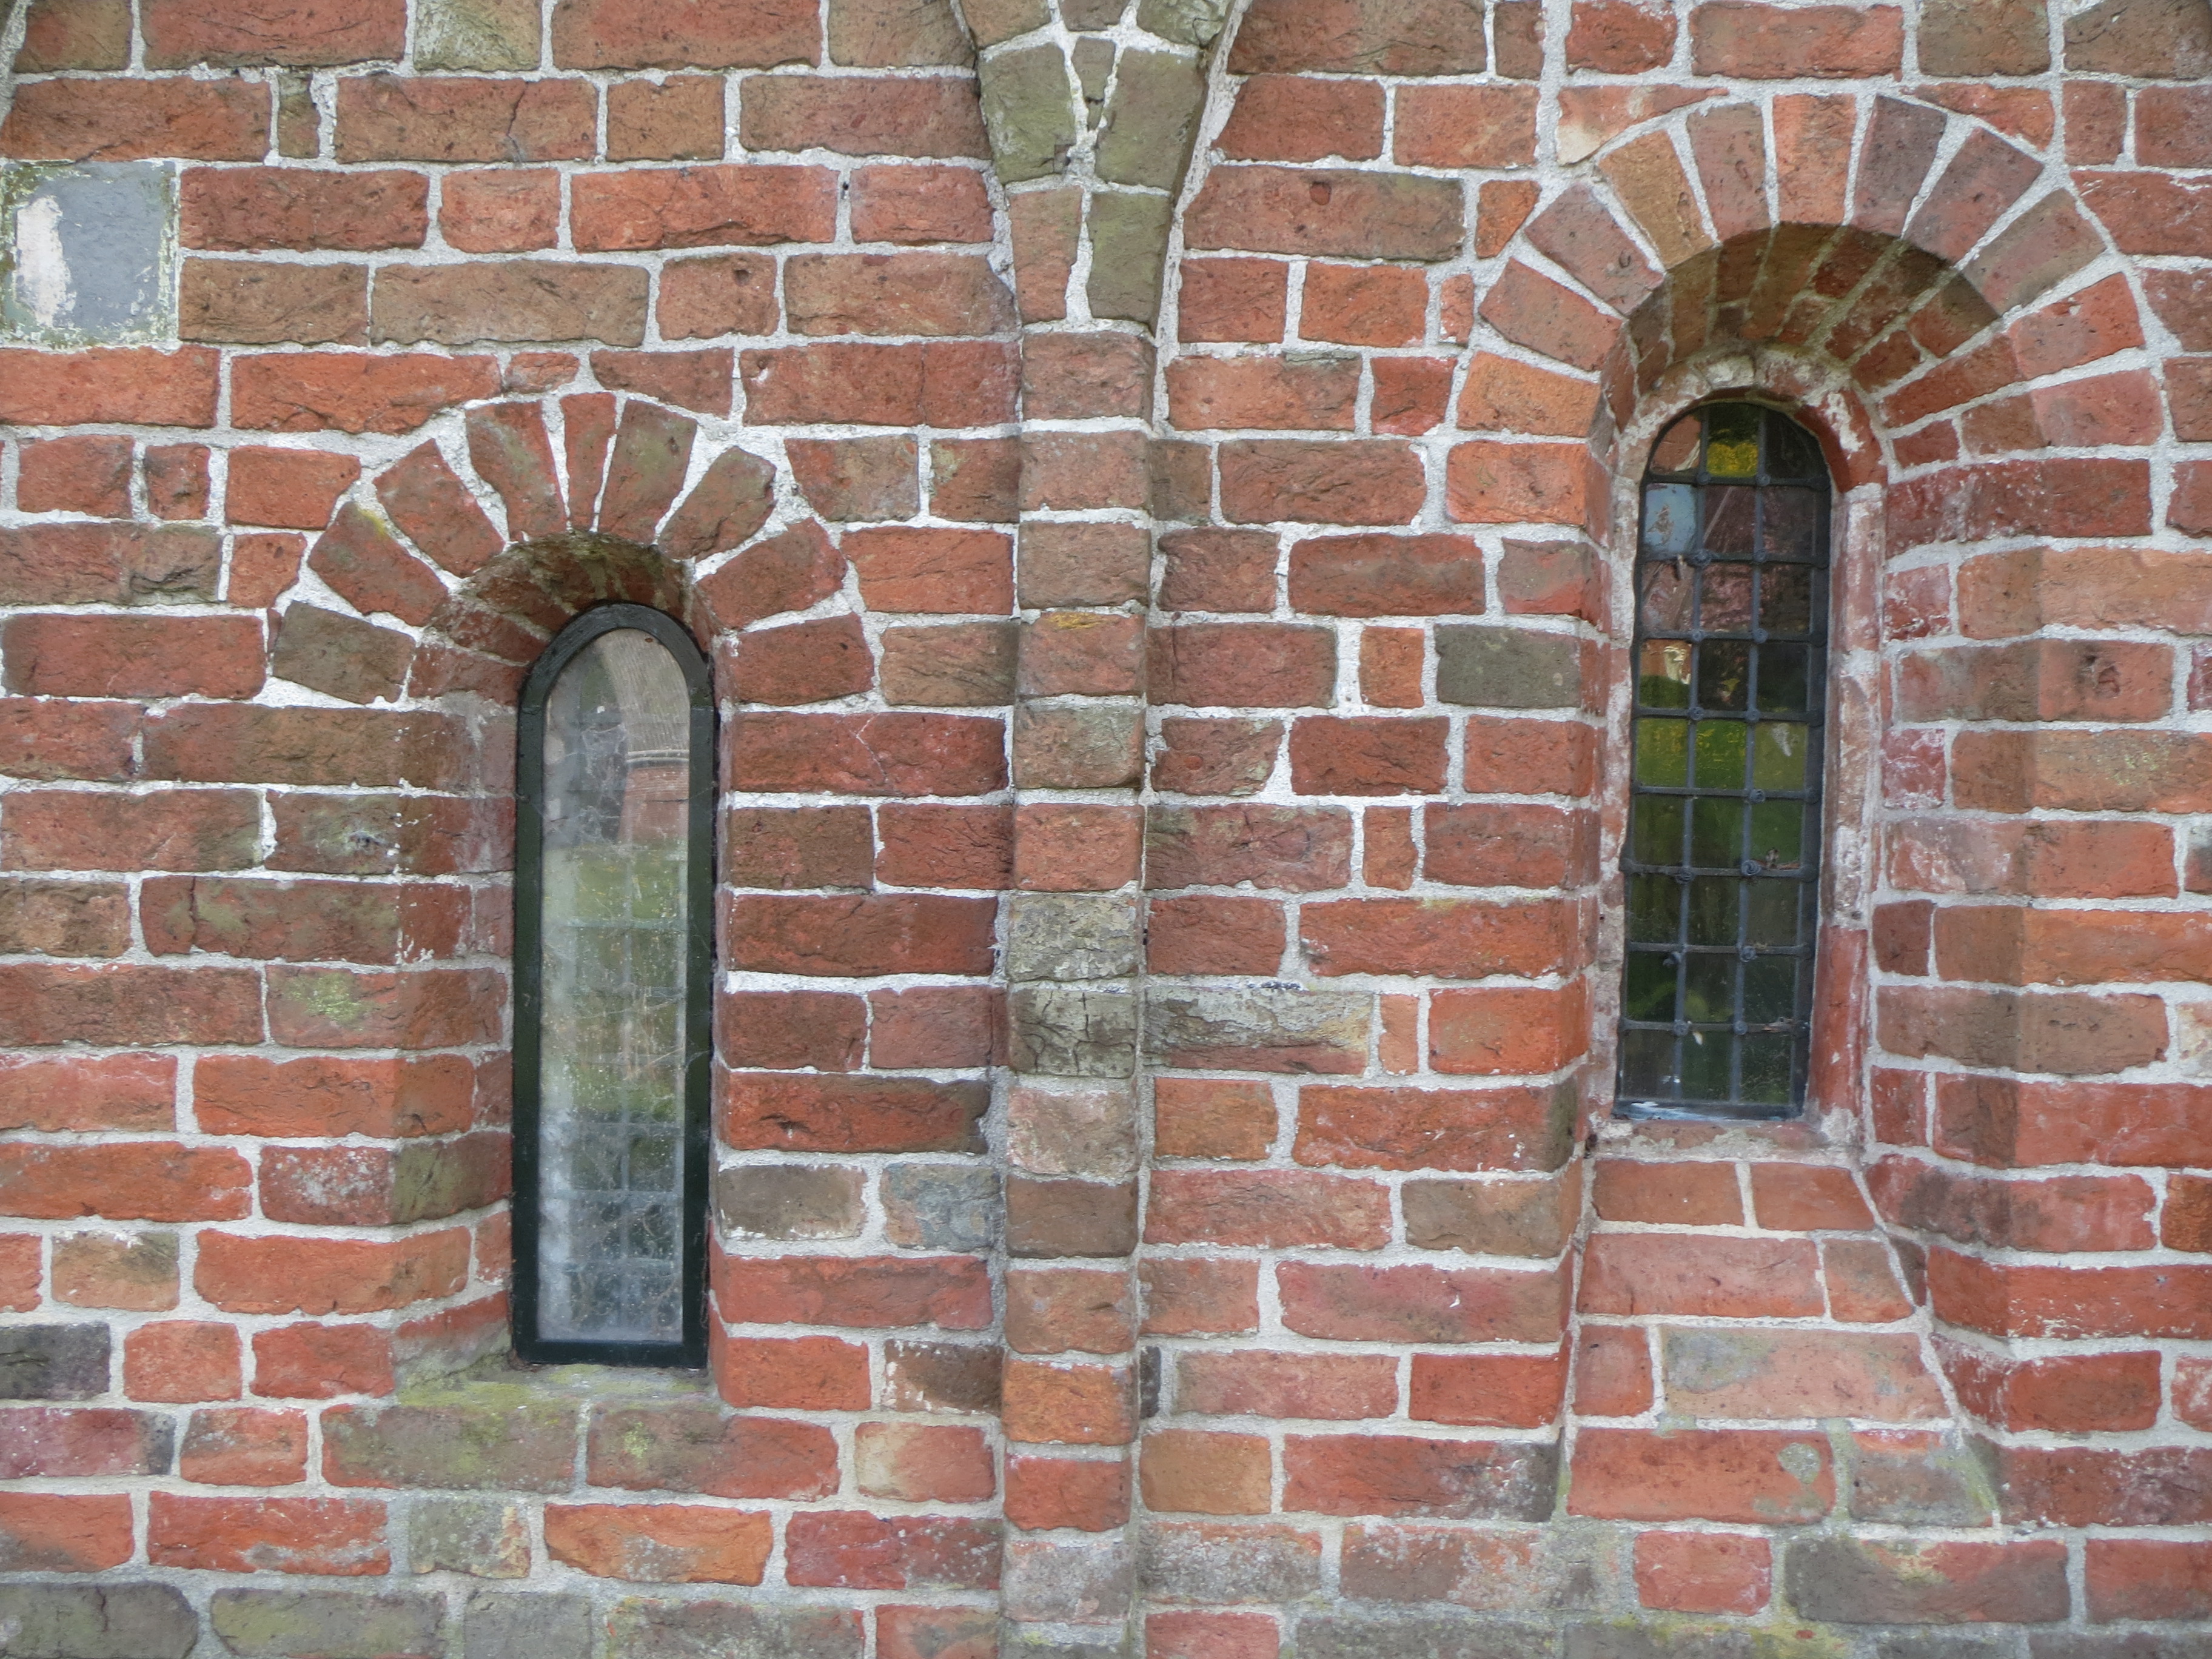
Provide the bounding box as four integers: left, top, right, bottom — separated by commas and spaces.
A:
1617, 403, 1831, 1122
512, 602, 716, 1367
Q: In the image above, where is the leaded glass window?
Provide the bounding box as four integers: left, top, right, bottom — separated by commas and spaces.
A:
1617, 404, 1829, 1121
515, 605, 712, 1365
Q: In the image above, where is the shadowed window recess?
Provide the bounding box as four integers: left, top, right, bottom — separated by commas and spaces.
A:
514, 605, 714, 1366
1618, 404, 1830, 1122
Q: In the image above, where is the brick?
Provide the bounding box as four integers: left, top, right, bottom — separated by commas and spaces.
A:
233, 352, 500, 434
0, 1141, 249, 1224
742, 340, 1018, 426
1165, 356, 1358, 431
1940, 1342, 2160, 1435
1303, 897, 1578, 979
1179, 259, 1289, 344
2084, 1539, 2212, 1623
18, 435, 132, 516
722, 1072, 985, 1155
335, 74, 592, 162
0, 1492, 132, 1573
1785, 1535, 2068, 1625
857, 1423, 994, 1503
1148, 1170, 1389, 1249
0, 77, 269, 161
1005, 1456, 1130, 1532
1691, 2, 1902, 76
879, 1608, 996, 1659
0, 1404, 172, 1478
1289, 534, 1483, 617
1002, 1359, 1134, 1446
606, 76, 724, 161
785, 1512, 1001, 1591
1582, 1233, 1823, 1318
124, 1324, 233, 1403
1284, 1435, 1555, 1521
182, 167, 425, 251
1006, 1266, 1134, 1356
546, 1505, 771, 1585
1393, 84, 1538, 169
195, 1229, 469, 1316
0, 346, 220, 428
1572, 1428, 1832, 1523
1458, 355, 1602, 438
150, 1493, 389, 1575
717, 1255, 991, 1330
1635, 1532, 1771, 1615
371, 260, 647, 347
1479, 262, 1618, 373
1297, 1083, 1571, 1174
740, 75, 988, 158
1230, 0, 1489, 73
2066, 0, 2212, 75
13, 0, 131, 71
0, 1054, 172, 1135
727, 712, 1005, 797
786, 252, 1013, 338
553, 0, 817, 67
181, 1407, 308, 1487
439, 169, 561, 252
250, 1324, 395, 1400
141, 444, 211, 520
1279, 1260, 1566, 1345
1407, 1349, 1567, 1429
1219, 75, 1384, 164
142, 0, 402, 64
1142, 1430, 1271, 1517
851, 164, 993, 244
1288, 717, 1446, 795
1185, 167, 1464, 262
1594, 1159, 1741, 1226
1878, 984, 2168, 1075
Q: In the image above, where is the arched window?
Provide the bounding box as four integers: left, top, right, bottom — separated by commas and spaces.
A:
1618, 404, 1831, 1121
514, 605, 714, 1366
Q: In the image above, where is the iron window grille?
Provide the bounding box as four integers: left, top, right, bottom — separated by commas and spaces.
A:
513, 603, 714, 1366
1617, 403, 1831, 1121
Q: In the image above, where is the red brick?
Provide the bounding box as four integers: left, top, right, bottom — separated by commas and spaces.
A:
1220, 75, 1383, 164
1288, 534, 1482, 617
1407, 1349, 1567, 1429
1295, 1084, 1569, 1172
5, 612, 263, 701
2085, 1538, 2212, 1623
142, 0, 401, 64
720, 1072, 985, 1155
1423, 803, 1594, 888
0, 962, 261, 1046
1148, 897, 1285, 977
785, 1512, 1000, 1591
232, 352, 500, 435
1220, 439, 1425, 526
1749, 1163, 1874, 1230
0, 1492, 132, 1572
1393, 84, 1538, 169
1150, 625, 1336, 709
726, 712, 1006, 797
0, 1406, 173, 1478
179, 1406, 308, 1487
1939, 1341, 2160, 1434
1002, 1359, 1136, 1447
195, 1229, 469, 1316
1570, 1428, 1832, 1523
1446, 441, 1590, 526
124, 1321, 240, 1404
181, 166, 425, 252
0, 346, 218, 427
0, 78, 268, 162
0, 1141, 248, 1224
1178, 259, 1288, 344
1005, 1456, 1130, 1532
1568, 0, 1677, 70
1230, 0, 1490, 74
1148, 1170, 1390, 1250
1143, 1430, 1272, 1516
18, 435, 132, 516
12, 0, 130, 72
1141, 1258, 1260, 1337
1146, 1612, 1278, 1659
1361, 629, 1424, 708
716, 1254, 991, 1330
573, 161, 842, 249
1594, 1159, 1743, 1227
713, 1334, 870, 1411
546, 1504, 771, 1584
1153, 1078, 1275, 1161
1692, 2, 1901, 76
1166, 355, 1358, 431
742, 73, 988, 158
1635, 1532, 1772, 1615
716, 989, 865, 1074
1289, 717, 1447, 795
333, 74, 593, 163
0, 1055, 170, 1136
1279, 1260, 1567, 1345
250, 1324, 395, 1400
1581, 1235, 1823, 1318
851, 164, 993, 244
1574, 1325, 1652, 1416
1284, 1434, 1554, 1520
1929, 1250, 2212, 1341
150, 1493, 387, 1575
1302, 897, 1577, 979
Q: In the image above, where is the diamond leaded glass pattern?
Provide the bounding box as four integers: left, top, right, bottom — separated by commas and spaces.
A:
1617, 404, 1830, 1121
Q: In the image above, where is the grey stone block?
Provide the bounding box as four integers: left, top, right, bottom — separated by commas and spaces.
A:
1139, 1520, 1322, 1606
0, 1583, 197, 1659
1004, 1535, 1135, 1624
1293, 1614, 1561, 1659
715, 1165, 865, 1241
883, 1163, 1002, 1252
1007, 895, 1140, 982
0, 1325, 109, 1400
1, 163, 175, 344
604, 1598, 865, 1659
1435, 626, 1582, 709
407, 1498, 530, 1578
464, 1592, 592, 1659
1009, 985, 1138, 1078
209, 1590, 445, 1659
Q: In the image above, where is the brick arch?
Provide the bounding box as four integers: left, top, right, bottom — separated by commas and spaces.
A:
260, 390, 846, 712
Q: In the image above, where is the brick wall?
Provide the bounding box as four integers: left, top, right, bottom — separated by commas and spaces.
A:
1, 1, 2209, 1657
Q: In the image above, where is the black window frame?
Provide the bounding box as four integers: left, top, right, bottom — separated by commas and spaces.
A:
1616, 402, 1831, 1123
512, 602, 716, 1368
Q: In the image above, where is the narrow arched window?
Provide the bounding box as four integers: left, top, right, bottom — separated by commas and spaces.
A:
515, 605, 713, 1365
1618, 404, 1831, 1121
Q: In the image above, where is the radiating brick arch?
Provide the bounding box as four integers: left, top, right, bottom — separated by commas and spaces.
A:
257, 391, 845, 716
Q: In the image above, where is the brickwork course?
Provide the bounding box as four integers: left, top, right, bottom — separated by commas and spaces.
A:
1, 0, 2210, 1654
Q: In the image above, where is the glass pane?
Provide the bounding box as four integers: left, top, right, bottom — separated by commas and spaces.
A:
1757, 645, 1809, 713
1683, 952, 1735, 1023
1697, 641, 1751, 711
1744, 956, 1797, 1024
1620, 1029, 1675, 1097
1636, 719, 1689, 786
1691, 797, 1743, 869
1700, 563, 1755, 631
1740, 1034, 1793, 1104
1706, 406, 1760, 476
1752, 722, 1809, 791
1750, 800, 1804, 871
1628, 874, 1680, 943
1766, 416, 1823, 481
1624, 951, 1678, 1022
1694, 720, 1746, 790
1640, 639, 1691, 706
1641, 564, 1694, 634
1763, 489, 1820, 558
537, 627, 694, 1348
1681, 1030, 1734, 1096
1644, 483, 1698, 555
1686, 877, 1740, 947
1758, 565, 1813, 635
1633, 795, 1686, 865
1703, 487, 1757, 554
1746, 877, 1801, 947
1652, 414, 1701, 474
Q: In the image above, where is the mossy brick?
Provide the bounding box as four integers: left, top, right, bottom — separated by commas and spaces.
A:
208, 1589, 444, 1659
716, 1165, 866, 1239
0, 1583, 196, 1659
321, 1399, 578, 1492
417, 0, 541, 69
1292, 1614, 1553, 1659
0, 1324, 109, 1399
1136, 0, 1233, 44
1096, 49, 1207, 192
882, 1164, 1002, 1252
406, 1496, 530, 1577
597, 401, 699, 545
604, 1598, 865, 1659
1562, 1625, 1849, 1659
1087, 191, 1176, 324
964, 0, 1051, 46
1435, 626, 1582, 709
978, 43, 1079, 183
463, 1592, 591, 1659
585, 1401, 839, 1500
